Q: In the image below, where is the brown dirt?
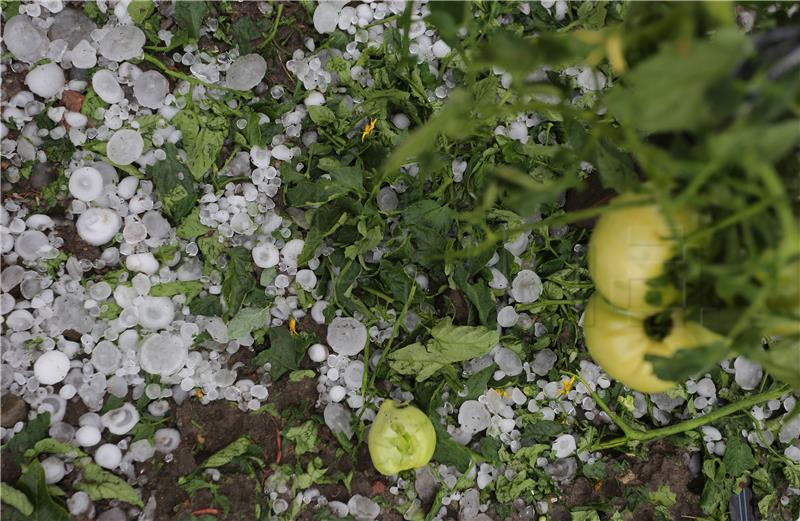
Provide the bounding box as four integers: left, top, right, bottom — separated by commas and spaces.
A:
263, 1, 310, 87
54, 221, 103, 261
550, 440, 703, 521
1, 63, 28, 102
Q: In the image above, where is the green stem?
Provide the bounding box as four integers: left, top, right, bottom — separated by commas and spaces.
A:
590, 385, 789, 451
142, 53, 253, 99
259, 3, 284, 50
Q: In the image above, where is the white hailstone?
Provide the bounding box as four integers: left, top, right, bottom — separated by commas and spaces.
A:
250, 145, 271, 168
67, 491, 92, 516
531, 349, 557, 376
117, 176, 139, 199
504, 233, 530, 257
329, 385, 347, 403
133, 70, 169, 108
68, 166, 104, 202
488, 267, 508, 290
295, 269, 317, 291
510, 270, 543, 303
695, 377, 716, 398
14, 230, 50, 261
701, 425, 722, 441
347, 495, 380, 521
252, 243, 279, 268
432, 40, 451, 59
576, 67, 606, 92
327, 317, 368, 356
125, 252, 159, 275
70, 39, 97, 69
94, 443, 122, 469
376, 187, 399, 212
3, 15, 49, 63
494, 347, 523, 376
42, 456, 66, 484
136, 296, 175, 329
64, 111, 88, 129
98, 25, 145, 62
101, 403, 139, 435
91, 341, 121, 374
25, 62, 65, 99
129, 439, 156, 462
497, 306, 518, 328
458, 400, 491, 434
106, 129, 144, 165
313, 2, 341, 34
323, 403, 353, 439
733, 357, 762, 390
553, 434, 577, 458
308, 343, 329, 363
304, 91, 325, 106
391, 113, 410, 130
75, 425, 101, 447
226, 53, 267, 90
343, 361, 364, 389
153, 428, 181, 453
281, 239, 305, 268
7, 309, 34, 331
271, 144, 293, 161
139, 333, 188, 376
34, 350, 71, 385
785, 446, 800, 462
92, 69, 125, 104
76, 208, 121, 246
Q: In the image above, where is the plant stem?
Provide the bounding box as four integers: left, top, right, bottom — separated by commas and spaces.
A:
259, 3, 284, 50
142, 53, 253, 99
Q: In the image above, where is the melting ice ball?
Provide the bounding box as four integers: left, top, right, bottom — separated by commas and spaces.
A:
26, 63, 65, 99
92, 69, 125, 104
133, 70, 169, 109
34, 350, 71, 385
3, 15, 49, 63
68, 166, 104, 202
101, 403, 140, 435
76, 208, 121, 246
106, 129, 144, 165
94, 443, 122, 469
98, 25, 145, 62
326, 317, 367, 356
136, 297, 175, 330
139, 333, 188, 376
15, 230, 50, 261
510, 270, 543, 304
226, 54, 267, 91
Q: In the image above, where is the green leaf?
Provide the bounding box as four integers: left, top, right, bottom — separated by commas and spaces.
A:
329, 167, 365, 194
606, 27, 751, 133
285, 420, 320, 456
147, 143, 197, 223
15, 460, 70, 521
6, 413, 50, 462
429, 414, 474, 472
646, 341, 729, 383
222, 247, 255, 316
520, 420, 564, 445
80, 88, 108, 122
189, 295, 223, 317
227, 307, 268, 340
389, 318, 499, 381
1, 483, 34, 517
254, 328, 312, 380
308, 105, 337, 126
746, 339, 800, 389
127, 0, 155, 24
74, 462, 143, 507
149, 281, 204, 301
231, 17, 260, 54
24, 438, 86, 460
289, 369, 315, 382
201, 437, 252, 469
570, 511, 602, 521
403, 200, 455, 268
176, 208, 210, 240
425, 0, 466, 47
723, 436, 756, 477
172, 109, 228, 181
174, 0, 208, 40
582, 461, 607, 481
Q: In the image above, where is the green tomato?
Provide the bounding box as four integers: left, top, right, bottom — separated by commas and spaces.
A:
764, 259, 800, 336
368, 400, 436, 476
588, 194, 698, 316
584, 293, 721, 393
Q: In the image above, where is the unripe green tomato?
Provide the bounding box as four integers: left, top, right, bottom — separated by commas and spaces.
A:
765, 259, 800, 336
368, 400, 436, 476
588, 194, 698, 316
584, 293, 721, 393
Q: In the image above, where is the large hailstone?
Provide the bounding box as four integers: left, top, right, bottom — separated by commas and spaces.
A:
3, 15, 49, 63
106, 129, 144, 165
98, 25, 145, 62
326, 317, 368, 356
313, 2, 342, 34
92, 69, 125, 104
34, 350, 71, 385
136, 297, 175, 330
133, 70, 169, 108
510, 269, 543, 304
139, 333, 188, 376
226, 54, 267, 91
76, 208, 121, 246
68, 166, 104, 202
26, 63, 65, 99
101, 403, 139, 435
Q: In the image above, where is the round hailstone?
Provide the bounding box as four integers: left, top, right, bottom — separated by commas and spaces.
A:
304, 91, 325, 107
295, 269, 317, 291
510, 269, 543, 304
70, 39, 97, 69
74, 425, 101, 447
323, 403, 353, 439
281, 239, 305, 268
376, 187, 399, 212
3, 15, 49, 63
68, 166, 104, 202
553, 434, 577, 458
432, 40, 452, 59
308, 343, 329, 363
343, 361, 364, 389
106, 129, 144, 165
98, 25, 145, 62
136, 296, 175, 330
313, 2, 341, 34
226, 53, 267, 91
327, 317, 368, 356
34, 350, 71, 385
252, 243, 279, 268
497, 306, 518, 328
94, 443, 122, 469
91, 341, 121, 374
101, 403, 139, 435
347, 495, 380, 521
42, 456, 66, 484
153, 428, 181, 453
133, 70, 169, 109
458, 400, 491, 434
92, 69, 125, 104
26, 63, 65, 99
139, 333, 188, 376
494, 347, 523, 376
329, 385, 347, 403
76, 208, 121, 246
15, 230, 50, 261
733, 356, 762, 391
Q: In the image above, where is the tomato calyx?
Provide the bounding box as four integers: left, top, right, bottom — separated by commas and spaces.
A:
643, 311, 673, 341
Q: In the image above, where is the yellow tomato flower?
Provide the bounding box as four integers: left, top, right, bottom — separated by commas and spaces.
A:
361, 118, 377, 142
289, 318, 298, 336
559, 376, 576, 396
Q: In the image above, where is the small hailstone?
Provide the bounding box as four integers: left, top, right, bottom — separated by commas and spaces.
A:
695, 377, 716, 398
733, 357, 762, 390
70, 39, 97, 69
295, 269, 317, 291
92, 69, 125, 104
125, 252, 159, 275
2, 15, 49, 64
552, 434, 577, 458
75, 425, 101, 447
531, 349, 557, 376
137, 296, 176, 330
391, 113, 410, 130
133, 70, 169, 108
42, 456, 66, 484
329, 385, 347, 402
497, 306, 518, 328
347, 495, 380, 521
68, 166, 104, 202
701, 425, 722, 442
304, 91, 325, 106
308, 344, 328, 362
95, 443, 122, 469
311, 300, 328, 324
107, 129, 144, 165
26, 62, 65, 99
458, 400, 491, 434
101, 403, 139, 435
488, 268, 508, 290
432, 40, 451, 59
34, 350, 71, 385
494, 347, 523, 376
510, 270, 543, 303
327, 317, 368, 356
324, 403, 353, 439
281, 239, 305, 268
504, 233, 529, 257
139, 333, 188, 376
376, 187, 399, 212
